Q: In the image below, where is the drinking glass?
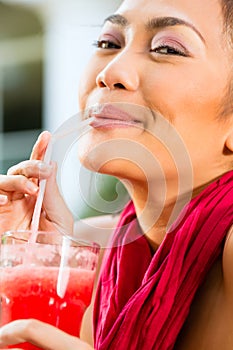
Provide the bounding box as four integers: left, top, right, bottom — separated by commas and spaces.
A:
0, 230, 100, 350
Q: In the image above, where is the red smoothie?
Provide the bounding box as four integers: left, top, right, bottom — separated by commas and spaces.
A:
0, 266, 95, 350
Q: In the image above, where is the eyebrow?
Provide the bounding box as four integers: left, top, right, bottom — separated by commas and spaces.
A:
104, 14, 129, 27
104, 14, 205, 44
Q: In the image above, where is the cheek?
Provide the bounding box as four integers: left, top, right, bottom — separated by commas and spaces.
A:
140, 65, 229, 168
143, 63, 228, 122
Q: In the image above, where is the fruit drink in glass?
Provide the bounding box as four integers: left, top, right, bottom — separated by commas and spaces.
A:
0, 230, 100, 350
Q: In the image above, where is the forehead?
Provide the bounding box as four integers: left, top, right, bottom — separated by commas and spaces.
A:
118, 0, 222, 17
116, 0, 223, 37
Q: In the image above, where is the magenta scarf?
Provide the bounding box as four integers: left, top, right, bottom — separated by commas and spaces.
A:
94, 171, 233, 350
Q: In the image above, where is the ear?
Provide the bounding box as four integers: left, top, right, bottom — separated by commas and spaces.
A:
225, 131, 233, 153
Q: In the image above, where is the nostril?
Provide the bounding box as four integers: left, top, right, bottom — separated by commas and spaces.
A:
114, 83, 126, 89
99, 81, 106, 88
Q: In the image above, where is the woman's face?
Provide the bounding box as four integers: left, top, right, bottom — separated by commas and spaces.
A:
78, 0, 233, 190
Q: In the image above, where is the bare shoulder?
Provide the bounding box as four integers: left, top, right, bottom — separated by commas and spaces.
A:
222, 225, 233, 293
74, 214, 120, 247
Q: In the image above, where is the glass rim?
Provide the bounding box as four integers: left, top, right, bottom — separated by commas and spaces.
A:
2, 230, 100, 249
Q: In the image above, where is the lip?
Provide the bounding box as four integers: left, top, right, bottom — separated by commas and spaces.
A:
88, 104, 144, 129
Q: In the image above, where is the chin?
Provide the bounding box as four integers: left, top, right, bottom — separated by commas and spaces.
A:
78, 149, 148, 189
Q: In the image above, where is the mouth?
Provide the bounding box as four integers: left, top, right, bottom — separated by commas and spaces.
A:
87, 103, 144, 129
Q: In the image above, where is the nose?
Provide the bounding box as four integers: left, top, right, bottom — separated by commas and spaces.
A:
96, 51, 140, 91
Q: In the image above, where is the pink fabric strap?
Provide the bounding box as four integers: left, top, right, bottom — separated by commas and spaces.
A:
94, 171, 233, 350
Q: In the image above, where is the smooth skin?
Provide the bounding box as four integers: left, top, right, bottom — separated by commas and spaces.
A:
1, 0, 233, 349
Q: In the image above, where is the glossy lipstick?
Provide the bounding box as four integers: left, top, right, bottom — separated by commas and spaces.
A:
89, 104, 144, 129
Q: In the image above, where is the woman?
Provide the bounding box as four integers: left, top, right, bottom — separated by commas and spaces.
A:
1, 0, 233, 349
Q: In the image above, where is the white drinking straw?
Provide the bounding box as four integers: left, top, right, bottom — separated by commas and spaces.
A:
57, 235, 71, 298
29, 138, 54, 243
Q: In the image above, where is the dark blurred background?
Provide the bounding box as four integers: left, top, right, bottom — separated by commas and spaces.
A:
0, 1, 43, 171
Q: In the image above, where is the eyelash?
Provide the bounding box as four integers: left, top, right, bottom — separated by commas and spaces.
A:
150, 45, 187, 57
93, 40, 121, 50
93, 40, 188, 57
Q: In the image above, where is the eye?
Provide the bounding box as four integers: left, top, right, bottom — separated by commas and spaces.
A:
150, 45, 188, 57
93, 40, 121, 50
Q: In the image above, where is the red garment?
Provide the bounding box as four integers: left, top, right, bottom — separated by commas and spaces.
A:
94, 171, 233, 350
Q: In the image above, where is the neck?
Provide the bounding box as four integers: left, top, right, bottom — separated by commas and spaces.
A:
123, 180, 186, 246
122, 170, 231, 249
133, 196, 187, 249
124, 175, 208, 249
